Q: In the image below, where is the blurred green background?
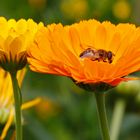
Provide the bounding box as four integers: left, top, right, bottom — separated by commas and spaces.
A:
1, 0, 140, 140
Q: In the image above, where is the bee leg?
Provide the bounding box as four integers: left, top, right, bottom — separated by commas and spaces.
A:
109, 60, 112, 63
91, 58, 96, 61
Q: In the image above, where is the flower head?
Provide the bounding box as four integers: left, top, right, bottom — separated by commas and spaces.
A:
0, 17, 43, 72
0, 69, 41, 140
28, 20, 140, 92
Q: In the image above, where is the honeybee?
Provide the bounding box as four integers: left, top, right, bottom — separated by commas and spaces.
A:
79, 48, 114, 63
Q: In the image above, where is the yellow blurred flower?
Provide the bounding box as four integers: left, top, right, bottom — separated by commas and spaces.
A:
0, 69, 41, 140
60, 0, 88, 20
0, 17, 43, 72
113, 0, 131, 20
35, 99, 60, 119
28, 0, 47, 10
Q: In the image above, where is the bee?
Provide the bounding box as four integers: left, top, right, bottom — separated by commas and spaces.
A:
79, 48, 114, 63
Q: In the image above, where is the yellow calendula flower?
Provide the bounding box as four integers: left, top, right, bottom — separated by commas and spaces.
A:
28, 20, 140, 90
27, 19, 140, 140
0, 17, 43, 72
0, 69, 41, 140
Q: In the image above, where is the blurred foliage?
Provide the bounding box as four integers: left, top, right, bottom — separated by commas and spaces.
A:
0, 0, 140, 140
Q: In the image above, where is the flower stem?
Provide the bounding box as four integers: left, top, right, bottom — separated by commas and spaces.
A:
94, 92, 110, 140
10, 71, 22, 140
110, 98, 126, 140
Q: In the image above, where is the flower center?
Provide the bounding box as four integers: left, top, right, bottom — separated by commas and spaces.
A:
79, 48, 114, 63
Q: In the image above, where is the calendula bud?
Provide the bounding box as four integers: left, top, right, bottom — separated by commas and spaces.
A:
116, 80, 140, 96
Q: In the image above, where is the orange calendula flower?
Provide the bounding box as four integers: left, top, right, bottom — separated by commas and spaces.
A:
0, 69, 41, 140
27, 19, 140, 92
0, 17, 43, 72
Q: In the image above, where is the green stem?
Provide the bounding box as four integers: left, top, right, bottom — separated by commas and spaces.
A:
94, 92, 110, 140
110, 99, 126, 140
10, 71, 22, 140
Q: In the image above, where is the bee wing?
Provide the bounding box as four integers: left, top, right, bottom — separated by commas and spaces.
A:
80, 51, 94, 58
